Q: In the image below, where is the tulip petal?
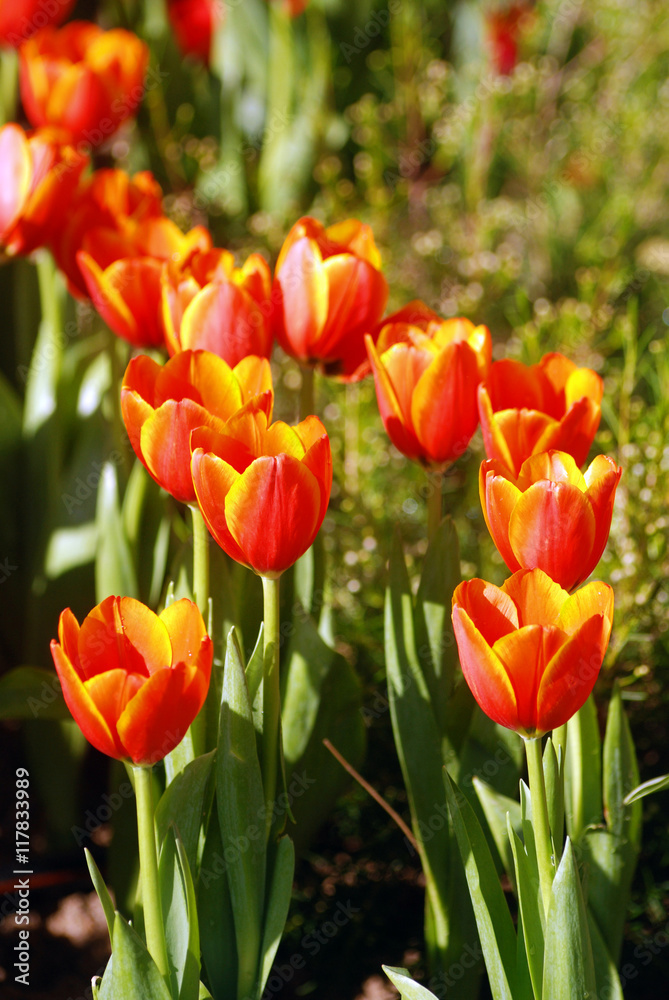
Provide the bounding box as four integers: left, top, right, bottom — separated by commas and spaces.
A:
516, 451, 585, 491
535, 614, 610, 733
477, 385, 516, 475
58, 607, 82, 667
160, 598, 211, 675
78, 596, 171, 680
315, 255, 388, 373
508, 482, 597, 590
51, 641, 124, 759
224, 455, 321, 577
366, 337, 427, 462
0, 124, 31, 240
233, 356, 274, 408
116, 662, 205, 765
480, 464, 522, 573
493, 624, 566, 735
453, 578, 519, 641
274, 237, 329, 360
191, 449, 248, 566
139, 398, 225, 503
180, 282, 270, 366
556, 581, 614, 636
502, 569, 569, 628
452, 605, 518, 730
411, 340, 481, 465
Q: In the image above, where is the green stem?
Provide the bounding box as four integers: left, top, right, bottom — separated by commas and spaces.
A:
525, 736, 555, 917
258, 1, 294, 213
426, 469, 443, 542
261, 574, 281, 842
191, 505, 210, 615
106, 327, 129, 475
0, 48, 17, 126
299, 365, 315, 422
133, 765, 169, 982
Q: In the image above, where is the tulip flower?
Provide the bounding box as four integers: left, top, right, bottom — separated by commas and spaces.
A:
76, 217, 212, 347
480, 451, 621, 591
272, 215, 388, 380
50, 596, 213, 765
121, 349, 273, 505
478, 352, 604, 477
485, 3, 532, 76
365, 301, 492, 469
162, 248, 273, 366
0, 0, 75, 48
0, 123, 87, 257
167, 0, 222, 64
191, 406, 332, 577
19, 21, 149, 146
50, 167, 165, 298
452, 568, 613, 738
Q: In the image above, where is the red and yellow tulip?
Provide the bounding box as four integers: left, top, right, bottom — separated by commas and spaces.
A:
50, 596, 212, 765
191, 407, 332, 578
478, 352, 603, 477
365, 302, 492, 468
19, 20, 149, 146
121, 349, 273, 505
162, 248, 273, 366
272, 215, 388, 380
480, 451, 621, 591
0, 123, 87, 257
166, 0, 222, 64
0, 0, 75, 48
452, 568, 613, 738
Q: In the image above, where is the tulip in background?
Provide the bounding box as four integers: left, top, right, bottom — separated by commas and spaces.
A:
478, 352, 604, 476
162, 247, 274, 366
366, 302, 492, 469
166, 0, 222, 64
272, 215, 388, 380
480, 450, 622, 591
50, 595, 213, 765
0, 122, 87, 257
0, 0, 74, 48
191, 406, 332, 578
121, 349, 273, 505
19, 20, 149, 146
452, 567, 614, 737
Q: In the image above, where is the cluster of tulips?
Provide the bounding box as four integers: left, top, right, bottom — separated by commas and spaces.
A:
0, 3, 638, 999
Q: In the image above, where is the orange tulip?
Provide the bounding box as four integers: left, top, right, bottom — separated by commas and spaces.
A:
50, 167, 164, 298
365, 301, 492, 468
478, 353, 603, 477
272, 215, 388, 380
77, 217, 212, 347
0, 0, 75, 48
162, 248, 273, 366
452, 569, 613, 738
191, 407, 332, 578
480, 451, 621, 591
19, 20, 149, 146
122, 349, 273, 505
0, 123, 87, 257
167, 0, 222, 64
50, 596, 213, 765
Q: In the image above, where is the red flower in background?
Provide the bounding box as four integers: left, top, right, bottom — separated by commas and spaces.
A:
272, 216, 388, 381
480, 451, 622, 591
50, 596, 212, 765
485, 3, 532, 76
19, 20, 149, 146
121, 350, 273, 505
191, 407, 332, 578
166, 0, 222, 64
0, 123, 87, 257
452, 569, 613, 738
0, 0, 74, 48
162, 248, 273, 366
366, 302, 491, 469
478, 352, 603, 477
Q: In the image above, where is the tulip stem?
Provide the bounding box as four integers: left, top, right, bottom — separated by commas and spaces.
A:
426, 469, 443, 542
191, 505, 210, 616
106, 328, 128, 475
524, 735, 555, 918
133, 764, 169, 983
262, 574, 281, 842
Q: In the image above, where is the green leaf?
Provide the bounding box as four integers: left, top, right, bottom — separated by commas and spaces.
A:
198, 809, 237, 998
44, 522, 98, 578
103, 911, 173, 1000
603, 686, 641, 842
156, 751, 216, 881
0, 666, 68, 720
507, 816, 544, 1000
245, 623, 265, 708
382, 966, 440, 1000
542, 738, 564, 859
624, 772, 669, 804
561, 696, 602, 843
217, 628, 266, 1000
587, 910, 624, 1000
159, 826, 200, 1000
444, 771, 518, 1000
255, 835, 295, 999
85, 849, 115, 944
414, 517, 461, 730
95, 460, 138, 602
472, 777, 522, 891
542, 839, 596, 1000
